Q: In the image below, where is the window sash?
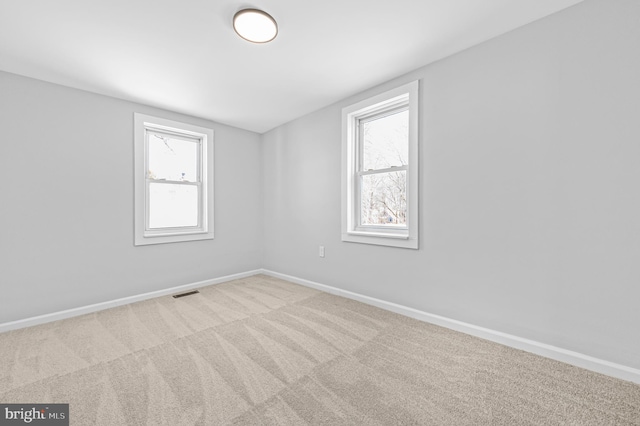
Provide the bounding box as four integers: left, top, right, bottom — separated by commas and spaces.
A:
356, 105, 408, 174
144, 129, 205, 234
355, 169, 408, 231
354, 105, 410, 231
358, 165, 407, 176
146, 129, 203, 183
144, 180, 202, 233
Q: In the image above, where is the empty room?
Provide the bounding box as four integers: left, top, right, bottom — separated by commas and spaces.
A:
1, 0, 639, 424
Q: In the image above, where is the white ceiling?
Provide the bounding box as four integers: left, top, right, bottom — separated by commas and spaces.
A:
0, 0, 583, 134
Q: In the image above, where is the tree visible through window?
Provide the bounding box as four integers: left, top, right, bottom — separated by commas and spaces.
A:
360, 109, 408, 227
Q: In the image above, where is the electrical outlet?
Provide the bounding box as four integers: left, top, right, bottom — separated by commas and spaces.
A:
319, 246, 325, 258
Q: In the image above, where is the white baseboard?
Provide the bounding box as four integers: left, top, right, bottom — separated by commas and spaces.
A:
0, 269, 263, 334
3, 267, 638, 384
260, 269, 640, 385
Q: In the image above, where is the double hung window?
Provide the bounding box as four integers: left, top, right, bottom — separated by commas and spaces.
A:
134, 114, 214, 245
342, 81, 419, 249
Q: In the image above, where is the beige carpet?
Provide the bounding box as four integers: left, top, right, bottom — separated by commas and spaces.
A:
0, 274, 638, 425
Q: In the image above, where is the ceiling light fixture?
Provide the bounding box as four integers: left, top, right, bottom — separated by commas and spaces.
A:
233, 9, 278, 43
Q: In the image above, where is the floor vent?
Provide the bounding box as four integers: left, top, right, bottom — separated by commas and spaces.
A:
172, 290, 200, 299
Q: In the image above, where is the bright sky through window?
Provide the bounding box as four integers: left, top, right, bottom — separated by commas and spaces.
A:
147, 133, 200, 229
360, 109, 408, 227
363, 110, 408, 170
148, 133, 198, 182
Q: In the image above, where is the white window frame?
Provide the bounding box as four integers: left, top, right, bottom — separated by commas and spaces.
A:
134, 113, 214, 246
341, 81, 419, 249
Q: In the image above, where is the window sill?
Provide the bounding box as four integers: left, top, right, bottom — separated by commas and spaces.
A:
342, 232, 418, 249
135, 230, 214, 246
144, 228, 208, 238
347, 230, 409, 239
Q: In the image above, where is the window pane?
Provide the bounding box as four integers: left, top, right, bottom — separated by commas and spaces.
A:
149, 183, 198, 229
361, 171, 406, 226
362, 110, 408, 171
148, 132, 199, 182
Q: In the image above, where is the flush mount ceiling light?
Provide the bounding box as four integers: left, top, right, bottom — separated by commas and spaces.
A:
233, 9, 278, 43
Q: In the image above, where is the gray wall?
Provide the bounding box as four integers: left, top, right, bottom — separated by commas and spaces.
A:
262, 0, 640, 369
0, 71, 263, 323
1, 0, 637, 372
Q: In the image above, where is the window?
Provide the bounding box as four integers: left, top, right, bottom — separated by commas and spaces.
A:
134, 114, 214, 245
341, 81, 419, 249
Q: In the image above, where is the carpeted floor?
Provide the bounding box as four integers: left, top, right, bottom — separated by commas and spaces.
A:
0, 274, 638, 425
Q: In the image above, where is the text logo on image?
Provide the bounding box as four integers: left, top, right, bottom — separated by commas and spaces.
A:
0, 404, 68, 425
